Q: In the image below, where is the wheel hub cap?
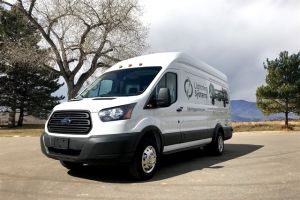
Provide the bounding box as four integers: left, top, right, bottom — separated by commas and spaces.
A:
142, 146, 157, 173
218, 136, 224, 152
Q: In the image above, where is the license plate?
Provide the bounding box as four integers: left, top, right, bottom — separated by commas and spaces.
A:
53, 137, 69, 149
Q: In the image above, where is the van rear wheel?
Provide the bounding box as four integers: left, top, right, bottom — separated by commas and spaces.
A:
129, 138, 159, 180
209, 132, 224, 156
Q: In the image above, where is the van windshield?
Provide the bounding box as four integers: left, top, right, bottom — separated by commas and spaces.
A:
78, 67, 162, 98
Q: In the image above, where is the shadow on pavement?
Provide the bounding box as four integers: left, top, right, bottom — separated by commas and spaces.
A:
68, 144, 263, 183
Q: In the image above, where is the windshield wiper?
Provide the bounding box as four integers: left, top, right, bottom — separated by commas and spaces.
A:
72, 94, 85, 100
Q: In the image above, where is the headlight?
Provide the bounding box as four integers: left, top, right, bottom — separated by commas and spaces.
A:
98, 103, 136, 122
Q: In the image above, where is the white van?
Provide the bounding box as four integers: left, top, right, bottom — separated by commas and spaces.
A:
41, 52, 232, 180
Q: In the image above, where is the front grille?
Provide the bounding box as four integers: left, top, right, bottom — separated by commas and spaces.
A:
48, 111, 92, 134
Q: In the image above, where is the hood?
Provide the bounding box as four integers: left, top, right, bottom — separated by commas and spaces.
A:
53, 97, 139, 113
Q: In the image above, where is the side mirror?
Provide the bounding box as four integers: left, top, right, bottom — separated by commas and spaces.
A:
157, 88, 171, 107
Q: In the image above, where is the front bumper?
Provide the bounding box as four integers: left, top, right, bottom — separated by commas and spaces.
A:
40, 132, 140, 164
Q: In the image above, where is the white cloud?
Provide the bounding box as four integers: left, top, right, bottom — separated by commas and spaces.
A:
3, 0, 299, 101
141, 0, 300, 101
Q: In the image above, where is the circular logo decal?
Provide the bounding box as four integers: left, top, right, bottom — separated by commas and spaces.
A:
184, 78, 193, 99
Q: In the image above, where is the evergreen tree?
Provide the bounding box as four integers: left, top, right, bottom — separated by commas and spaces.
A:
256, 51, 300, 128
0, 6, 63, 127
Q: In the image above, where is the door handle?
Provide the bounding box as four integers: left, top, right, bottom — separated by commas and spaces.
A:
176, 107, 183, 112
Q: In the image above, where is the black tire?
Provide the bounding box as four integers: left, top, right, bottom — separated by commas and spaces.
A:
129, 138, 159, 180
60, 160, 82, 170
209, 132, 224, 156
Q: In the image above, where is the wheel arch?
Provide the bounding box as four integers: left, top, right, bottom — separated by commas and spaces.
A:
134, 126, 164, 154
213, 123, 224, 142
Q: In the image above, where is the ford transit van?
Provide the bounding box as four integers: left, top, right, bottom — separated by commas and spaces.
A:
41, 52, 232, 180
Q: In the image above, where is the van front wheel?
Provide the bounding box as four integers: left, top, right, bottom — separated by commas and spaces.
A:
129, 139, 159, 180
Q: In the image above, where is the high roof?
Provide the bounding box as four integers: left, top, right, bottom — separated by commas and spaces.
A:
109, 52, 227, 81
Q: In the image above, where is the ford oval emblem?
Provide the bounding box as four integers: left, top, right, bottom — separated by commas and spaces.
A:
61, 117, 72, 125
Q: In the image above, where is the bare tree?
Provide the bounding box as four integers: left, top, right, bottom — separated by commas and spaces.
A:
0, 0, 148, 99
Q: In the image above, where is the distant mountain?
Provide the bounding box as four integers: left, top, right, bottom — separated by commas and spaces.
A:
231, 100, 263, 121
230, 100, 299, 122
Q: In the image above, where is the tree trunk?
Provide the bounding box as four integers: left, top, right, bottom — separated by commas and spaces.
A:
285, 111, 289, 128
8, 110, 16, 128
67, 84, 77, 100
66, 80, 83, 100
285, 100, 289, 128
17, 107, 24, 127
67, 83, 79, 100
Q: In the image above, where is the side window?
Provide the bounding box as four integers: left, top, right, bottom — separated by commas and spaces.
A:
147, 72, 177, 108
166, 73, 177, 104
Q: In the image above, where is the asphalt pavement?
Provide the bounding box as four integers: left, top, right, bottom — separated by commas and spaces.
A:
0, 132, 300, 200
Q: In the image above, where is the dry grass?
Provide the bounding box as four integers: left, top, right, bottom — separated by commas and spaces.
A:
232, 120, 300, 132
1, 121, 300, 137
0, 124, 44, 137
